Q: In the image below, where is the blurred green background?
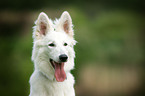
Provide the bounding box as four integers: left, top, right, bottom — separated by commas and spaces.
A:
0, 0, 145, 96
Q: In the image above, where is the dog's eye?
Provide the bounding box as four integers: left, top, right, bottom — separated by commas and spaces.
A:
48, 43, 55, 47
64, 43, 68, 46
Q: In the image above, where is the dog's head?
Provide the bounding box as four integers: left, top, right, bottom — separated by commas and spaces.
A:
32, 11, 76, 82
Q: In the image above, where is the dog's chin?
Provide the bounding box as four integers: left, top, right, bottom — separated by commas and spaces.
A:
49, 59, 66, 82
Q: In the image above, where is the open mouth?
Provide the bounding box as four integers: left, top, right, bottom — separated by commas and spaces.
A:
49, 59, 66, 82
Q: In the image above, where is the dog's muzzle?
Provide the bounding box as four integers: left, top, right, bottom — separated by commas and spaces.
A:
49, 54, 68, 82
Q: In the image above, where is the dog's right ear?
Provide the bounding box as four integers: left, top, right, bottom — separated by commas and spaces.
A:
33, 12, 53, 40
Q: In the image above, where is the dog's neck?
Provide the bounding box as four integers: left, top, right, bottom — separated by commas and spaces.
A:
38, 71, 54, 81
38, 71, 67, 82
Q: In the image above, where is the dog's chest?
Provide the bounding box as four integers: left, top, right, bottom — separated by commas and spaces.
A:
44, 81, 71, 96
30, 72, 75, 96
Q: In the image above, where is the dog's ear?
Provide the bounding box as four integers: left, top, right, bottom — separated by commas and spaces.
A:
57, 11, 74, 37
33, 12, 53, 40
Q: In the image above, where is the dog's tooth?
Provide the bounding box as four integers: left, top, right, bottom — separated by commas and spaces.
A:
53, 61, 55, 64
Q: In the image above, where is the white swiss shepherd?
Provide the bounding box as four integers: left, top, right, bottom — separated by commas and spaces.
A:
29, 11, 76, 96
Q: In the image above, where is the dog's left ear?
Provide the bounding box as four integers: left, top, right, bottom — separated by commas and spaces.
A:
57, 11, 74, 37
33, 12, 53, 40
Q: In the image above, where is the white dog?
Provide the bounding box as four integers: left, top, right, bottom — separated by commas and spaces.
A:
29, 11, 76, 96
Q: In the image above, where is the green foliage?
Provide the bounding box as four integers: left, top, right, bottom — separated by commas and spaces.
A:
74, 10, 144, 65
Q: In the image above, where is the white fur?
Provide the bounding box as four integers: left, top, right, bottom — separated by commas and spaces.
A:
29, 11, 76, 96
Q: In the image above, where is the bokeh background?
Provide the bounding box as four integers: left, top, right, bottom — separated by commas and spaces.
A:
0, 0, 145, 96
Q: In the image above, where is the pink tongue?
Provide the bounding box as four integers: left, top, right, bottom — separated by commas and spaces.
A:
54, 62, 66, 82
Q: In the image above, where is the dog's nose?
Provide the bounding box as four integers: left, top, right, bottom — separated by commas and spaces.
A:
59, 54, 68, 62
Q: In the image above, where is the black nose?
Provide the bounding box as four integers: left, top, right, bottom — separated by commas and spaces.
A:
59, 54, 68, 62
